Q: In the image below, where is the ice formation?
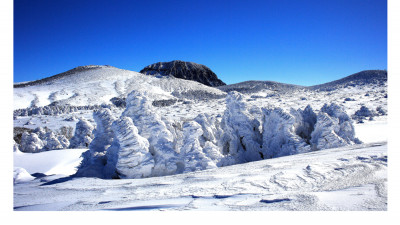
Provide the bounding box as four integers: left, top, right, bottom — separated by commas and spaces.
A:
180, 121, 217, 173
261, 108, 311, 158
76, 108, 116, 178
122, 91, 179, 176
220, 91, 263, 163
310, 103, 360, 150
73, 93, 361, 179
110, 117, 155, 179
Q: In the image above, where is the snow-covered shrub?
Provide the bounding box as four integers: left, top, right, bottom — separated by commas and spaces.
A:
376, 106, 387, 116
89, 108, 116, 153
353, 105, 376, 121
194, 113, 222, 146
110, 97, 126, 108
220, 92, 263, 163
69, 118, 95, 148
310, 103, 360, 150
344, 97, 355, 101
292, 105, 317, 145
109, 117, 155, 179
261, 108, 311, 158
42, 131, 67, 150
13, 140, 20, 152
20, 132, 44, 153
122, 91, 179, 176
152, 99, 177, 107
172, 90, 226, 100
13, 127, 33, 145
180, 121, 217, 173
75, 108, 116, 178
57, 126, 74, 140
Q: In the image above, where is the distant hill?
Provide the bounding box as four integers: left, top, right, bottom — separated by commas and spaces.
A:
217, 80, 305, 94
140, 60, 226, 87
309, 70, 387, 91
218, 70, 387, 94
14, 65, 113, 88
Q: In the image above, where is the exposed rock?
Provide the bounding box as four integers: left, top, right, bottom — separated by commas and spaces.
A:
140, 60, 226, 87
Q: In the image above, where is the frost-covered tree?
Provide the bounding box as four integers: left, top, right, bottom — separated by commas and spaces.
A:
13, 140, 20, 152
107, 117, 155, 179
194, 113, 222, 146
42, 131, 65, 150
291, 105, 317, 145
76, 108, 116, 178
69, 118, 95, 148
180, 121, 217, 173
121, 91, 178, 176
89, 108, 116, 153
310, 103, 360, 150
353, 105, 376, 120
193, 113, 224, 165
220, 91, 263, 163
261, 108, 311, 158
19, 132, 44, 153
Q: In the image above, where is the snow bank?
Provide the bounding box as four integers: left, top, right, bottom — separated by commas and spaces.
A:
13, 167, 35, 183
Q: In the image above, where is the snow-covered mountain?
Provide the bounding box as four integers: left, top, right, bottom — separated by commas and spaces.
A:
13, 65, 225, 110
13, 65, 388, 211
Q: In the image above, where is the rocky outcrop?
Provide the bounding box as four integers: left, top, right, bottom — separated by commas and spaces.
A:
140, 60, 226, 87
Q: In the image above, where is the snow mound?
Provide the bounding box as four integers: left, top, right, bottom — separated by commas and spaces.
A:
14, 167, 35, 183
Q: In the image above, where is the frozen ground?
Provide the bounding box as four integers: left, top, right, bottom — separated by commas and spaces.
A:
13, 141, 387, 211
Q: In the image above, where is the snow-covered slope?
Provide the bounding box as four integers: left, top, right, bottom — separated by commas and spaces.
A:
13, 66, 388, 211
13, 65, 225, 110
13, 142, 387, 211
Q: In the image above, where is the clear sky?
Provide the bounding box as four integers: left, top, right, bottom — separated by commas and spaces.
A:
14, 0, 387, 85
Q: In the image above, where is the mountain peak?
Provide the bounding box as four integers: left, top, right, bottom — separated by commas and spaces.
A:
140, 60, 226, 87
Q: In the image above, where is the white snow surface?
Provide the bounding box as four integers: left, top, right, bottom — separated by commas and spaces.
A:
13, 66, 224, 110
13, 142, 387, 211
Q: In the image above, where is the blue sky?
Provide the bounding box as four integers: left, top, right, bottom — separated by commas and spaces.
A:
14, 0, 387, 85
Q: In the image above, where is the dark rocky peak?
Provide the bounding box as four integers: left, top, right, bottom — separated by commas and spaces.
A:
140, 60, 226, 87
